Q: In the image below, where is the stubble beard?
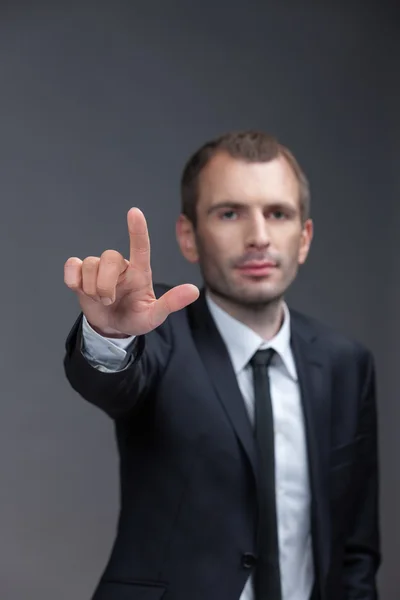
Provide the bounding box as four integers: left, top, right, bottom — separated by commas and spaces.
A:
200, 260, 285, 313
195, 235, 295, 314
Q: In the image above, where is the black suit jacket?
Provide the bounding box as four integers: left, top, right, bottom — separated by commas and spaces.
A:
64, 285, 380, 600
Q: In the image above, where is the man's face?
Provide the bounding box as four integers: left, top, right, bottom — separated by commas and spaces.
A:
177, 152, 313, 307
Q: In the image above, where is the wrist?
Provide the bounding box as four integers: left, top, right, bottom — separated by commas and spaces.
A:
88, 322, 132, 339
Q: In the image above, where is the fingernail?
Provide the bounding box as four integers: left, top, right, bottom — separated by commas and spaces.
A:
101, 298, 113, 306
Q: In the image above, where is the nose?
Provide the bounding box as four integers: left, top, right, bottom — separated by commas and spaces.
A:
246, 211, 270, 248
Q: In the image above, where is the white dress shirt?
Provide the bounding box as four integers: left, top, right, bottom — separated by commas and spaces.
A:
80, 294, 314, 600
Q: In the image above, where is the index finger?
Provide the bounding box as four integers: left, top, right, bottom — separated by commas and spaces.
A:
127, 207, 151, 272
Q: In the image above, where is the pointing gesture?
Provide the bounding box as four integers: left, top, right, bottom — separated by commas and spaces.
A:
64, 208, 199, 337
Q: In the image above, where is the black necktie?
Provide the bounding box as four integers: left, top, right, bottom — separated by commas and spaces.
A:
250, 349, 282, 600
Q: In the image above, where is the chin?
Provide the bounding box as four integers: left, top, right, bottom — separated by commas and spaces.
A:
239, 293, 282, 306
228, 285, 284, 307
206, 272, 286, 306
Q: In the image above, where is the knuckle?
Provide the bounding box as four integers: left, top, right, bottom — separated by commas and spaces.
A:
64, 257, 79, 268
101, 249, 122, 263
82, 256, 99, 270
134, 245, 149, 255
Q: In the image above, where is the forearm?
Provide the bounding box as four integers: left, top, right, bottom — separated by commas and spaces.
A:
63, 313, 150, 419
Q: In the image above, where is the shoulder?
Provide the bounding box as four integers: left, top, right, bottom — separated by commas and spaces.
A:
289, 307, 374, 369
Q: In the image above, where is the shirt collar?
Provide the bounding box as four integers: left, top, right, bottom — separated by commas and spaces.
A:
205, 292, 298, 381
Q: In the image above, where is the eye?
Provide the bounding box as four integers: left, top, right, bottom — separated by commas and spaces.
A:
220, 210, 239, 220
269, 209, 287, 220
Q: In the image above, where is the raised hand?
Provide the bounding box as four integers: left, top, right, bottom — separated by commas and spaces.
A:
64, 208, 199, 337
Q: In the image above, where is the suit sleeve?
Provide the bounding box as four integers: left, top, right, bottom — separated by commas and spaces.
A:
80, 314, 136, 372
342, 350, 381, 599
63, 313, 172, 420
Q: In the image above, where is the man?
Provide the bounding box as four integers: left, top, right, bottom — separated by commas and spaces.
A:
63, 130, 380, 600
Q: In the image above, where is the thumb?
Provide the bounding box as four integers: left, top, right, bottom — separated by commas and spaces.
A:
148, 284, 199, 329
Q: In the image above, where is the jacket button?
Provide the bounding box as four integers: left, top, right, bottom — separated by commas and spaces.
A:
242, 553, 257, 569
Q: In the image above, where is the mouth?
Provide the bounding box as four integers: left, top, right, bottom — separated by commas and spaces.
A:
235, 262, 277, 277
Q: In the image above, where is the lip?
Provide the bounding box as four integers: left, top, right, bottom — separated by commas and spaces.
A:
236, 262, 277, 276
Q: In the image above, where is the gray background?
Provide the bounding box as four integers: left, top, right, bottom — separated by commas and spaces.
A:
0, 1, 398, 598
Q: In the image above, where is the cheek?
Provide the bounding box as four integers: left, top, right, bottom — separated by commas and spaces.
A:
196, 236, 220, 268
280, 234, 304, 265
198, 228, 236, 260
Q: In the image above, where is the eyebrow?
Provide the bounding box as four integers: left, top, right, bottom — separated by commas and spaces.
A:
207, 200, 298, 216
207, 201, 244, 215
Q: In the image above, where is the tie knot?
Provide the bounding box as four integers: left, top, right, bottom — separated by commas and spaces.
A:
250, 348, 275, 368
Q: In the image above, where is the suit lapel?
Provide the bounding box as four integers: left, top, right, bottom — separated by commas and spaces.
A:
188, 290, 258, 479
188, 294, 332, 587
290, 312, 332, 589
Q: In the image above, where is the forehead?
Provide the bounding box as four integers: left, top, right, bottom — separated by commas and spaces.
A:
197, 151, 300, 209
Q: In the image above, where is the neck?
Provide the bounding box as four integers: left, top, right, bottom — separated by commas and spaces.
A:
207, 289, 285, 341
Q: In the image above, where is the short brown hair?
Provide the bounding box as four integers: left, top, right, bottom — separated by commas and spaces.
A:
180, 130, 310, 226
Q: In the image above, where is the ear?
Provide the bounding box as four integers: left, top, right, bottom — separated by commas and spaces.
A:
298, 219, 313, 265
176, 214, 199, 263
